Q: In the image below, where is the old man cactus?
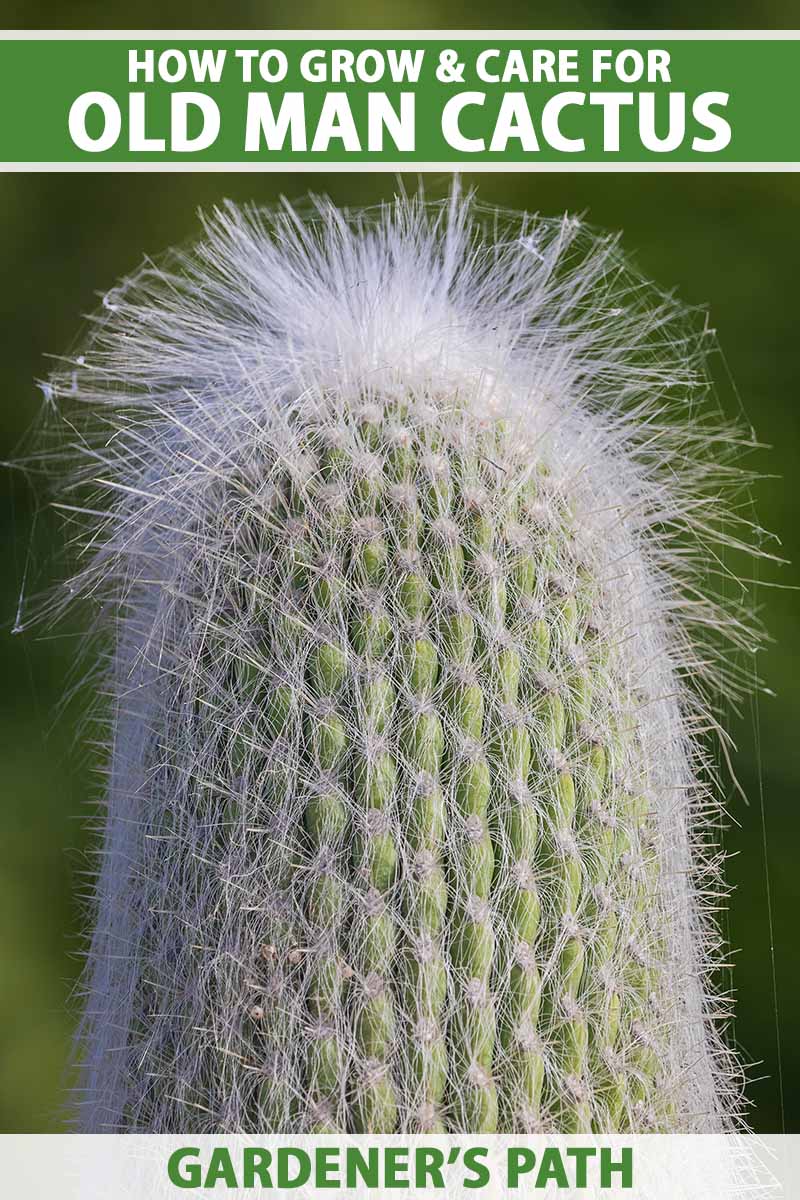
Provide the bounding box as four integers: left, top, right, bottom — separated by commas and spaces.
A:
42, 193, 755, 1134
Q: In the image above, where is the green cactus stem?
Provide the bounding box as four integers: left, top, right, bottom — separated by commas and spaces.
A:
45, 196, 756, 1134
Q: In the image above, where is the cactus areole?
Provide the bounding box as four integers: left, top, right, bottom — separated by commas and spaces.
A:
47, 193, 755, 1134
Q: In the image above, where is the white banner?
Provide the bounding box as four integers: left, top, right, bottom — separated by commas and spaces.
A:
2, 1134, 797, 1198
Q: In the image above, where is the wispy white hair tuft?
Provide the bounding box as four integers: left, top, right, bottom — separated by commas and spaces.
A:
35, 190, 764, 1134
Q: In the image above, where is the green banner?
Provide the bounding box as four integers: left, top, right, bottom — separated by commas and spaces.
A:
0, 34, 798, 166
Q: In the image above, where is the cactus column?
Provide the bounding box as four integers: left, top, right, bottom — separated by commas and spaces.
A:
60, 198, 743, 1136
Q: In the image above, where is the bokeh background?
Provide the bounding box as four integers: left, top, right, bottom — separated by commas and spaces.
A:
1, 5, 798, 1134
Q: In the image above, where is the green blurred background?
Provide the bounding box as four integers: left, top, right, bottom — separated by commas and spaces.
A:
1, 4, 798, 1134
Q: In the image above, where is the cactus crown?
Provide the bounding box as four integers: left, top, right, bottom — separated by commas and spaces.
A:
39, 192, 760, 1134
